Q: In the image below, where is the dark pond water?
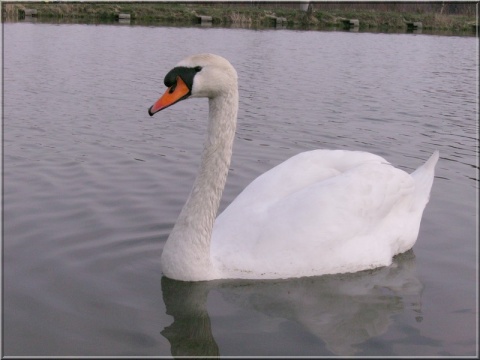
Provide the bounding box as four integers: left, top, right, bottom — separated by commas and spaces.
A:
2, 22, 478, 356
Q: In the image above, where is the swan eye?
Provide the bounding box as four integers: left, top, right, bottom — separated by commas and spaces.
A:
194, 66, 202, 72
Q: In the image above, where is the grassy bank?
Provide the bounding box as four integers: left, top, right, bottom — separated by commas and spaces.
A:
2, 2, 478, 32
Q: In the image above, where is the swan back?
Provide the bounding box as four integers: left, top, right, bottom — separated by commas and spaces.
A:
211, 150, 439, 279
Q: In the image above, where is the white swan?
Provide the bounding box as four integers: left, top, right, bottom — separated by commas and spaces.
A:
148, 53, 439, 282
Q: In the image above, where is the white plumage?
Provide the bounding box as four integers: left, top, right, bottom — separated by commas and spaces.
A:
148, 53, 438, 282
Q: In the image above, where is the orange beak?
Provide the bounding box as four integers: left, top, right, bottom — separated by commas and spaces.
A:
148, 76, 190, 116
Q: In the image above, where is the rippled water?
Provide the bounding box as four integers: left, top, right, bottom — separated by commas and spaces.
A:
3, 22, 478, 356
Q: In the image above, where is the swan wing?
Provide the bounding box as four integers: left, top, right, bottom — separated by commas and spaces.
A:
212, 150, 420, 279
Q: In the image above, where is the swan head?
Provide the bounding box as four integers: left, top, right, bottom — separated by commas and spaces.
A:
148, 53, 238, 116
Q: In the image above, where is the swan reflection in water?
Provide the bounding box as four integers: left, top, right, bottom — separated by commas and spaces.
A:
160, 250, 423, 356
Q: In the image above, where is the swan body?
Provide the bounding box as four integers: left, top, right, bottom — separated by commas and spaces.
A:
148, 53, 438, 282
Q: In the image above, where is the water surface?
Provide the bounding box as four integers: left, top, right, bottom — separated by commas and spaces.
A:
3, 23, 478, 356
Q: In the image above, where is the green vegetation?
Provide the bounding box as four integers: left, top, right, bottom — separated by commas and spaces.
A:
2, 2, 478, 33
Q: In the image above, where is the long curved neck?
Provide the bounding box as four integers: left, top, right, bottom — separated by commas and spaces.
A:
161, 89, 238, 281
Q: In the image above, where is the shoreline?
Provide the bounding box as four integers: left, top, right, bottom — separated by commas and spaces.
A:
2, 2, 478, 33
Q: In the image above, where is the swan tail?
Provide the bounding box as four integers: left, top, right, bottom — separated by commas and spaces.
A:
410, 150, 439, 208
